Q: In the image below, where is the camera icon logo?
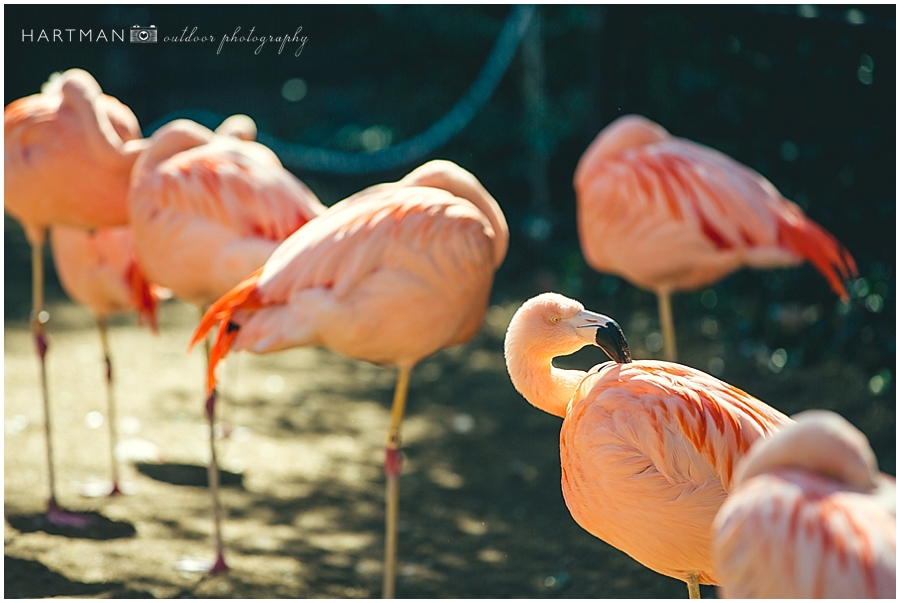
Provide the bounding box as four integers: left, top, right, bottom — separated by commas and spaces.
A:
130, 25, 157, 43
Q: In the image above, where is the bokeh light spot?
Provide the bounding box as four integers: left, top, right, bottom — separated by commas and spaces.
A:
281, 78, 308, 102
845, 9, 865, 25
769, 348, 787, 372
779, 141, 799, 162
266, 374, 285, 393
359, 125, 392, 151
797, 5, 818, 19
701, 317, 719, 338
864, 294, 884, 313
85, 411, 104, 429
868, 369, 892, 395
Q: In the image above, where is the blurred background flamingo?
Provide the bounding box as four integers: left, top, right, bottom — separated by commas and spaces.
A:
128, 115, 325, 311
504, 292, 793, 598
574, 114, 858, 361
191, 159, 509, 596
127, 114, 326, 571
49, 225, 165, 498
4, 68, 148, 525
713, 409, 896, 598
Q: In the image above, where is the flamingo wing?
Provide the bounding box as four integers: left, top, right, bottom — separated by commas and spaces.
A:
714, 470, 896, 598
560, 360, 792, 583
135, 138, 322, 241
51, 226, 134, 317
569, 360, 792, 490
259, 185, 492, 300
576, 134, 857, 296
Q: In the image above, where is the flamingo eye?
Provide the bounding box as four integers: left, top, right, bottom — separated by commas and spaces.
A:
549, 315, 561, 323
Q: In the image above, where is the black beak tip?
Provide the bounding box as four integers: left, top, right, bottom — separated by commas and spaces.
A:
596, 321, 633, 364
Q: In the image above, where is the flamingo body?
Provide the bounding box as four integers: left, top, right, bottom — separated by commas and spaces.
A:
563, 361, 792, 585
5, 69, 144, 244
574, 114, 857, 297
713, 410, 896, 598
50, 225, 161, 327
504, 293, 792, 593
195, 159, 508, 380
128, 118, 326, 307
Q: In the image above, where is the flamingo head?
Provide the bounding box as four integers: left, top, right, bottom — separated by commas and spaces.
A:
506, 292, 632, 365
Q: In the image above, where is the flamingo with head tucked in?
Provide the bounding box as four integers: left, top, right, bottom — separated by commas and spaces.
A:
574, 114, 858, 361
127, 114, 326, 572
190, 159, 509, 596
4, 68, 148, 525
504, 292, 793, 598
713, 409, 895, 598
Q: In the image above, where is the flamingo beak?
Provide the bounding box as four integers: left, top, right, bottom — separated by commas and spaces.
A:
574, 310, 633, 364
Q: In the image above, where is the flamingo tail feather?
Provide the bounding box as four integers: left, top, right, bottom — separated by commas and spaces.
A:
777, 213, 858, 301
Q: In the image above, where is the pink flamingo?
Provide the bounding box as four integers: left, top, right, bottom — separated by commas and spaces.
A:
504, 292, 792, 598
49, 224, 165, 497
190, 160, 509, 596
713, 409, 896, 598
4, 69, 148, 524
127, 114, 326, 571
128, 115, 324, 308
574, 114, 858, 361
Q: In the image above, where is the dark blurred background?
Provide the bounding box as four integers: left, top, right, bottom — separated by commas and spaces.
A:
5, 5, 894, 468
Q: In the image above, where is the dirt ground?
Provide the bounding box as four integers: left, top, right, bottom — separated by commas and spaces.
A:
4, 298, 893, 599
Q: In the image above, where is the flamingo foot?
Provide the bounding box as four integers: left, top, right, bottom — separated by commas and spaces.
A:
385, 447, 403, 477
174, 551, 230, 575
209, 550, 230, 574
46, 502, 95, 529
77, 478, 134, 498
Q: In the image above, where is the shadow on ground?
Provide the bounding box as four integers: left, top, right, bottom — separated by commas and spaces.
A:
4, 299, 893, 598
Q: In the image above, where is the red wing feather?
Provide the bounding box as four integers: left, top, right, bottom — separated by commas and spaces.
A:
190, 267, 265, 394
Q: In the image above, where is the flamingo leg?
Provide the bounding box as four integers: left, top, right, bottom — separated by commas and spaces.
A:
31, 239, 56, 508
383, 364, 412, 599
173, 326, 228, 574
657, 291, 678, 362
202, 314, 228, 574
202, 316, 228, 569
687, 572, 701, 599
96, 318, 122, 495
205, 388, 229, 573
31, 238, 92, 527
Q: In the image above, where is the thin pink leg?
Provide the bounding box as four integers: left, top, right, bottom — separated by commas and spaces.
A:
206, 390, 229, 574
32, 239, 93, 528
98, 318, 123, 496
383, 365, 412, 599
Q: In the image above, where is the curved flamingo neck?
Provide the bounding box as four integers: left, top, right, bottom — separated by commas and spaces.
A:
505, 336, 586, 419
